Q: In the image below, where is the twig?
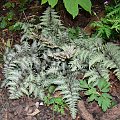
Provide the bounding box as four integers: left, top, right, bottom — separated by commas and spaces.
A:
77, 100, 95, 120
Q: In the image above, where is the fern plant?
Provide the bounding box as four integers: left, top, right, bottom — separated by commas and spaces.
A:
2, 8, 81, 119
2, 41, 50, 99
73, 38, 120, 86
53, 76, 80, 119
70, 37, 120, 111
40, 7, 68, 46
2, 7, 120, 119
91, 3, 120, 39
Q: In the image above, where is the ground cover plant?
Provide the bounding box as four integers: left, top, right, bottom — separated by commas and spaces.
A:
91, 1, 120, 40
1, 6, 120, 120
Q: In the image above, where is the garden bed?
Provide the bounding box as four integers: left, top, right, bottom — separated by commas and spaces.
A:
0, 0, 120, 120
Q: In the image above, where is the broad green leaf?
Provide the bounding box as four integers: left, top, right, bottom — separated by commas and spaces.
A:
78, 0, 92, 13
98, 80, 110, 92
49, 98, 55, 104
41, 0, 92, 18
41, 0, 48, 4
97, 93, 112, 111
63, 0, 79, 18
48, 0, 58, 8
54, 97, 64, 105
98, 79, 106, 90
102, 93, 112, 99
111, 100, 117, 108
88, 94, 98, 102
80, 80, 89, 89
85, 88, 97, 95
101, 86, 110, 93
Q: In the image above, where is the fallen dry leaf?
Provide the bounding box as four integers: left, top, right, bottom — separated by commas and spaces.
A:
35, 102, 39, 108
15, 105, 23, 115
27, 108, 40, 116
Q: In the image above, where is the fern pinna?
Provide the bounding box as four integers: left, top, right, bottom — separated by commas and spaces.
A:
2, 7, 120, 119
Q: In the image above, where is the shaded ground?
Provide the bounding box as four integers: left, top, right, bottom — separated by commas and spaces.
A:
0, 88, 72, 120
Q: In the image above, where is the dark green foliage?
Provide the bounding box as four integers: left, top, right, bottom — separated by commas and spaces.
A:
2, 7, 81, 119
0, 0, 33, 30
44, 92, 66, 115
91, 3, 120, 39
41, 0, 92, 18
0, 2, 15, 30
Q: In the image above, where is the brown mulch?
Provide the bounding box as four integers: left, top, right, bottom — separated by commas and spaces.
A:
0, 87, 72, 120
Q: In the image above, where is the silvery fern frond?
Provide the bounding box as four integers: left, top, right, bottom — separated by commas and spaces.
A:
2, 41, 45, 99
40, 7, 63, 28
53, 76, 80, 119
102, 43, 120, 79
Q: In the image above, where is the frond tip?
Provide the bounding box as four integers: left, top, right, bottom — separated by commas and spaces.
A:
54, 77, 80, 119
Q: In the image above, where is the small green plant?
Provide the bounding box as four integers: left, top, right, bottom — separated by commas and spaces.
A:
49, 97, 65, 114
44, 85, 56, 105
41, 0, 92, 18
44, 93, 66, 114
91, 3, 120, 39
0, 2, 15, 30
44, 85, 66, 114
80, 79, 112, 111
